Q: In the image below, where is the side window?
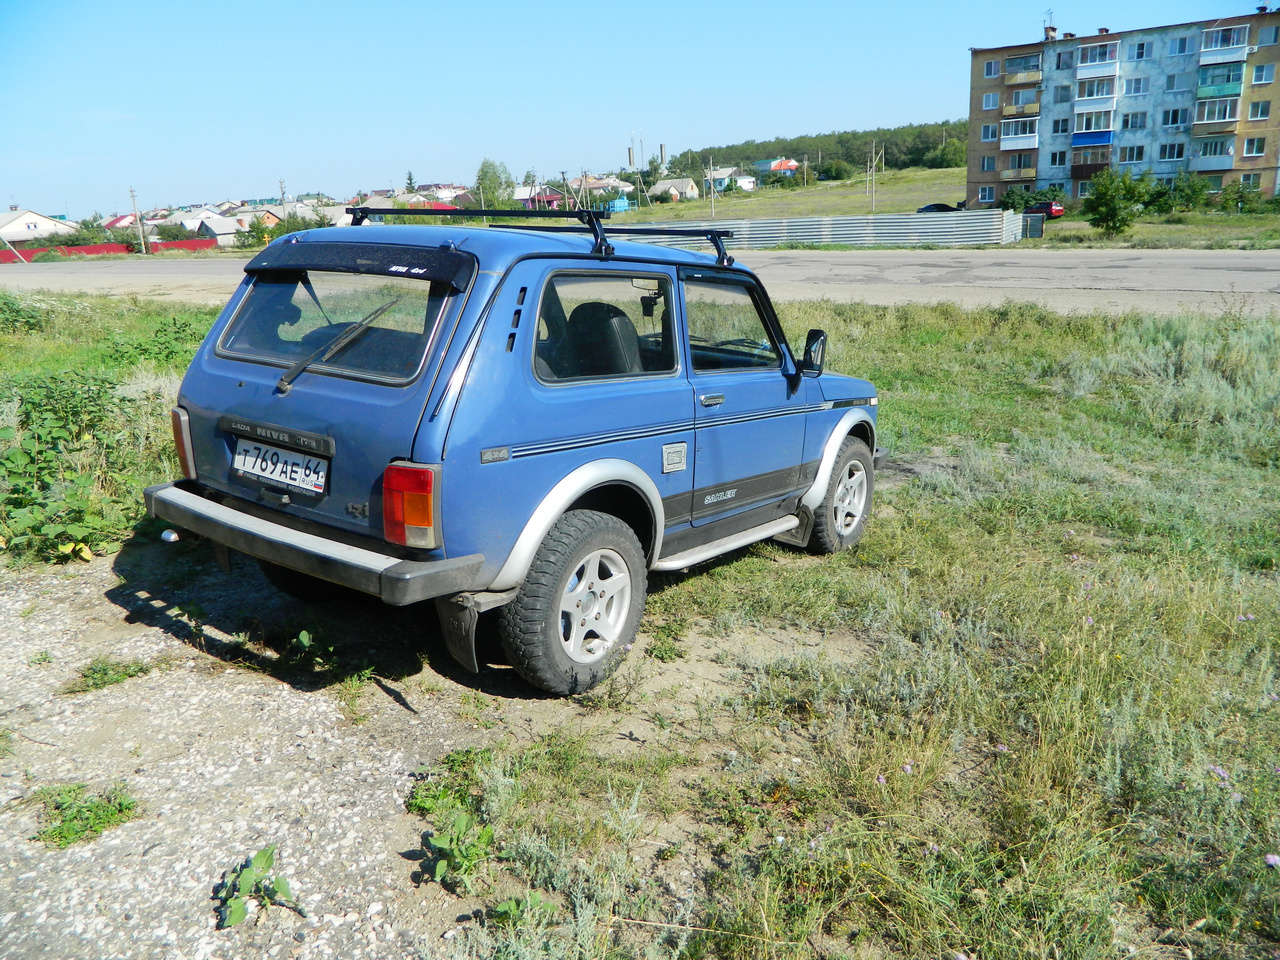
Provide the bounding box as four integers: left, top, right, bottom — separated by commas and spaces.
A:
534, 274, 675, 382
683, 279, 780, 372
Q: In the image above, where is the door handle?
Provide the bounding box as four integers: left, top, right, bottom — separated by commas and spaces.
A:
699, 393, 724, 407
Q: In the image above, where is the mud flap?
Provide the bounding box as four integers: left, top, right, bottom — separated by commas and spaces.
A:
433, 589, 519, 674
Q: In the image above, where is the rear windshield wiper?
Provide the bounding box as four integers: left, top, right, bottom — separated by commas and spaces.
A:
275, 297, 402, 394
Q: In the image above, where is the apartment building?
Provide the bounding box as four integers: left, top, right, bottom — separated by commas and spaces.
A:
968, 8, 1280, 206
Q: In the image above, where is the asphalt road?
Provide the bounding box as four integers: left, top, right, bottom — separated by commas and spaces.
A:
2, 248, 1278, 315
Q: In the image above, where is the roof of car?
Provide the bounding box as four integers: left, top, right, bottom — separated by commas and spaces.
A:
276, 224, 733, 273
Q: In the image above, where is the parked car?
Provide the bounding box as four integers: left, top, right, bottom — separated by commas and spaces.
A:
916, 202, 965, 213
146, 210, 882, 694
1025, 200, 1065, 219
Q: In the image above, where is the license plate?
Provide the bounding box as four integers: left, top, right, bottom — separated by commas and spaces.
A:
232, 438, 328, 494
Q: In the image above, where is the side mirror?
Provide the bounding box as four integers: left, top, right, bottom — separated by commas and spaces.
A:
800, 328, 827, 376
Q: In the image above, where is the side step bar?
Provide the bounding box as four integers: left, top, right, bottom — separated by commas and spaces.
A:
651, 515, 799, 572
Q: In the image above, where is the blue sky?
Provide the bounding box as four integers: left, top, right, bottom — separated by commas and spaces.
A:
1, 0, 1234, 217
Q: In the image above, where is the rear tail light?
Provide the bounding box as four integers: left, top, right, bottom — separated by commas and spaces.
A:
170, 407, 196, 480
382, 462, 439, 548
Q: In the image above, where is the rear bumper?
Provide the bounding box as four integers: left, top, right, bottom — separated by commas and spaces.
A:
144, 482, 485, 606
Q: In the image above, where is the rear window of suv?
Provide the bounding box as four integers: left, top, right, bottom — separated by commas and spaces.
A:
219, 271, 454, 382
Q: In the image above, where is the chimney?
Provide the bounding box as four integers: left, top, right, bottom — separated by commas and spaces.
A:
1098, 27, 1109, 34
1063, 31, 1076, 38
1045, 24, 1057, 40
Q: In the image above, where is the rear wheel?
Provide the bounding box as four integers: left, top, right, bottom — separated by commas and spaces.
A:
809, 437, 873, 554
498, 510, 646, 695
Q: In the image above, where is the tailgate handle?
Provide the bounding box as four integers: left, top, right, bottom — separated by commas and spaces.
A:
699, 393, 724, 408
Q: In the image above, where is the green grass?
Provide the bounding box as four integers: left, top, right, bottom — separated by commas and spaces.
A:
611, 166, 966, 223
0, 728, 12, 758
1029, 209, 1280, 249
62, 656, 151, 694
33, 783, 138, 847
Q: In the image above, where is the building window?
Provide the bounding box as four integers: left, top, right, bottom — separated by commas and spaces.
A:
1202, 26, 1248, 50
1124, 77, 1149, 95
978, 185, 995, 203
1165, 73, 1190, 91
1078, 78, 1115, 99
1169, 36, 1190, 55
1195, 98, 1239, 122
1078, 42, 1118, 64
1261, 26, 1279, 46
1000, 118, 1039, 137
1251, 99, 1271, 120
1118, 145, 1145, 162
1127, 41, 1150, 60
983, 92, 999, 110
1200, 63, 1243, 86
1161, 108, 1190, 126
1244, 137, 1266, 156
1072, 147, 1110, 166
1242, 172, 1262, 186
1009, 152, 1034, 170
1052, 117, 1071, 133
1204, 175, 1224, 192
1056, 51, 1074, 69
1004, 53, 1042, 74
1198, 138, 1231, 157
1054, 84, 1072, 103
1155, 175, 1176, 188
1012, 88, 1039, 106
981, 123, 998, 141
1159, 142, 1186, 160
1050, 150, 1067, 166
984, 59, 1000, 77
1254, 63, 1275, 84
1075, 110, 1113, 132
1078, 181, 1093, 198
1122, 111, 1148, 129
980, 155, 996, 171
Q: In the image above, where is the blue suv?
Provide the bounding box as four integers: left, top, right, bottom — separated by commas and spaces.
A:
145, 209, 880, 694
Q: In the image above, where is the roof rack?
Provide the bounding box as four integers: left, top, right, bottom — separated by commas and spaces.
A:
344, 206, 735, 267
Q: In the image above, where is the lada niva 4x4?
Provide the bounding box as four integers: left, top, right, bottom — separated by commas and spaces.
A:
146, 209, 881, 694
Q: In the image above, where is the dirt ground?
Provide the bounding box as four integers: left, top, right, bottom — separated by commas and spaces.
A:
0, 460, 920, 960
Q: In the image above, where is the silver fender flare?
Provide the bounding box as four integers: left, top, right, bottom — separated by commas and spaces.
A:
800, 410, 877, 513
486, 459, 665, 592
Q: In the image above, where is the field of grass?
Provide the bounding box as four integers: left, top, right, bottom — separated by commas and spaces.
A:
1032, 209, 1280, 249
612, 166, 967, 223
2, 290, 1277, 957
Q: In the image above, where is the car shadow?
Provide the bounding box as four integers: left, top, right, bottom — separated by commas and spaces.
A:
105, 523, 549, 703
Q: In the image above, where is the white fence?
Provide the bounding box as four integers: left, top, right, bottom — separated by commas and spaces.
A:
635, 209, 1023, 250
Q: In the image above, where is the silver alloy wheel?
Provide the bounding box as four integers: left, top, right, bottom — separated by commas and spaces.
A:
833, 459, 868, 536
558, 547, 632, 664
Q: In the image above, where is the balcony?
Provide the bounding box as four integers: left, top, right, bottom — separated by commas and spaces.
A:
1072, 130, 1114, 147
1000, 167, 1037, 180
1077, 60, 1119, 79
1002, 102, 1040, 116
1000, 133, 1039, 151
1005, 70, 1042, 85
1074, 95, 1117, 113
1071, 162, 1110, 180
1190, 153, 1235, 171
1193, 118, 1239, 135
1200, 44, 1250, 66
1197, 81, 1243, 98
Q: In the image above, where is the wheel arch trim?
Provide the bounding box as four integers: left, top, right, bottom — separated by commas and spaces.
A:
800, 410, 877, 513
487, 459, 664, 592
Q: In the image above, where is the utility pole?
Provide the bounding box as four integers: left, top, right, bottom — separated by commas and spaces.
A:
279, 178, 286, 209
130, 186, 147, 255
707, 154, 715, 218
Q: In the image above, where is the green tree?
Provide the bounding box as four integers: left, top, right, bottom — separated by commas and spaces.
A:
1081, 168, 1146, 237
522, 169, 537, 186
1169, 171, 1211, 211
1218, 178, 1263, 213
818, 159, 855, 180
473, 158, 515, 209
405, 170, 416, 193
923, 138, 966, 168
154, 223, 196, 241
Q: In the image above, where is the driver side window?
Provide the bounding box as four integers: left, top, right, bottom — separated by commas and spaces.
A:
683, 279, 780, 372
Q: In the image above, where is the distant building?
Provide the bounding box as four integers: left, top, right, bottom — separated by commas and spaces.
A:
0, 209, 79, 243
969, 10, 1280, 205
195, 216, 248, 247
703, 166, 757, 192
752, 157, 799, 177
647, 178, 700, 201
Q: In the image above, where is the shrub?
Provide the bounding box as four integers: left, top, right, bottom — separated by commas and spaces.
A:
1081, 168, 1146, 236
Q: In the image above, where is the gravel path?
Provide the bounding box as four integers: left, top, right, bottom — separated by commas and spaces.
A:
0, 544, 498, 959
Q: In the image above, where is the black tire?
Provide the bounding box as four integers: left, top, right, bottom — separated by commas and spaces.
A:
498, 510, 646, 695
257, 559, 346, 603
809, 437, 874, 554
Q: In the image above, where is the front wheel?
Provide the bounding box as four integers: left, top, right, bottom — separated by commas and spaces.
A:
809, 437, 874, 554
498, 510, 646, 695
